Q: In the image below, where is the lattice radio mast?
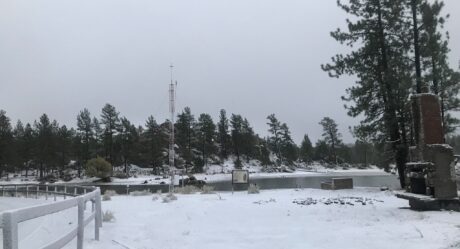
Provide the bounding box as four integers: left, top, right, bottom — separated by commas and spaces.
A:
168, 64, 177, 194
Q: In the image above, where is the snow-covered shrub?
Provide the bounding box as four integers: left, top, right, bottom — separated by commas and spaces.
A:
152, 190, 162, 201
102, 210, 115, 222
102, 194, 111, 201
162, 193, 178, 203
176, 185, 199, 194
130, 190, 151, 196
201, 185, 215, 194
248, 184, 260, 194
104, 190, 117, 196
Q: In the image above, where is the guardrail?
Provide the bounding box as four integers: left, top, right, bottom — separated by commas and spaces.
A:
0, 184, 102, 249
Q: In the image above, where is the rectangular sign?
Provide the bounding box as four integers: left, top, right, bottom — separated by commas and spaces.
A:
232, 170, 249, 184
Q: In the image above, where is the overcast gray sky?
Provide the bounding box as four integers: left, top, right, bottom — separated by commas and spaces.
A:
1, 0, 459, 144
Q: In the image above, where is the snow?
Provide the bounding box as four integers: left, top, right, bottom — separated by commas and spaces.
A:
75, 188, 460, 249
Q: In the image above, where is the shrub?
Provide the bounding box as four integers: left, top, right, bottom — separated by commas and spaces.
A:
129, 190, 151, 196
248, 184, 260, 194
162, 193, 178, 203
85, 157, 112, 179
201, 185, 215, 194
104, 190, 117, 197
102, 194, 111, 201
102, 210, 115, 222
176, 185, 199, 194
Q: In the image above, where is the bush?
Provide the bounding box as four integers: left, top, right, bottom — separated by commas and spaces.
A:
102, 210, 115, 222
176, 185, 199, 194
162, 193, 178, 203
248, 184, 260, 194
85, 157, 112, 179
201, 185, 215, 194
102, 194, 111, 201
129, 190, 151, 196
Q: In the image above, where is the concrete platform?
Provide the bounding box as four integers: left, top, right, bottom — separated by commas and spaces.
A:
395, 191, 460, 211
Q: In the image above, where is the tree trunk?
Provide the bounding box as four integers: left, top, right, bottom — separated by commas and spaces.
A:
412, 0, 423, 93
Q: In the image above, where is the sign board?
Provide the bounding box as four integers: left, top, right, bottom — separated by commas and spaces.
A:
232, 170, 249, 184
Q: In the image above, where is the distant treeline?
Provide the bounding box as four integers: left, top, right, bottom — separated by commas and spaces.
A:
0, 105, 389, 179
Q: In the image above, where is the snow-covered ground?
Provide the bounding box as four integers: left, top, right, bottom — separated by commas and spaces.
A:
72, 188, 460, 249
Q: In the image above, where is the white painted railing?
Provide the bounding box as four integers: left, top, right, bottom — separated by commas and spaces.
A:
0, 184, 102, 249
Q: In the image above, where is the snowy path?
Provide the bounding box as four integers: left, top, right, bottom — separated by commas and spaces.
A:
81, 188, 460, 249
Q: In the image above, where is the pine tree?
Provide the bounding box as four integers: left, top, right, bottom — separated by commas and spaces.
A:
0, 110, 13, 177
100, 103, 120, 166
35, 114, 55, 178
196, 113, 217, 172
217, 109, 230, 162
240, 118, 256, 161
77, 108, 93, 163
230, 114, 244, 168
118, 117, 138, 174
319, 117, 342, 164
322, 0, 411, 187
266, 114, 283, 164
143, 116, 166, 174
56, 125, 73, 175
175, 107, 195, 171
299, 135, 313, 164
420, 1, 460, 135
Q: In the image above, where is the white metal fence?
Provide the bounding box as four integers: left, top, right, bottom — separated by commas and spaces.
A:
0, 184, 102, 249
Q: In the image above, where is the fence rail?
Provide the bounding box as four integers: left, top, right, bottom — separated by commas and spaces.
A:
0, 184, 102, 249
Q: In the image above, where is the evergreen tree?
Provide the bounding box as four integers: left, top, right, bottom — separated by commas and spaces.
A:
77, 108, 93, 163
196, 113, 217, 172
419, 1, 460, 135
266, 114, 283, 162
0, 110, 13, 177
34, 114, 55, 178
322, 0, 411, 187
299, 135, 314, 164
230, 114, 244, 168
118, 117, 138, 174
279, 123, 298, 164
100, 103, 120, 166
240, 118, 256, 161
217, 109, 230, 162
143, 116, 166, 174
175, 107, 195, 171
56, 125, 74, 175
319, 117, 342, 164
313, 140, 329, 162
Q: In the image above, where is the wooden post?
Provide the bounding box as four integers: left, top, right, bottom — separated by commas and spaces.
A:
3, 212, 18, 249
45, 185, 48, 200
77, 197, 85, 249
26, 185, 29, 198
36, 186, 39, 199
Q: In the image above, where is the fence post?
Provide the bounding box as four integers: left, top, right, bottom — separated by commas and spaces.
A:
46, 185, 48, 200
14, 186, 17, 197
26, 185, 29, 198
3, 212, 19, 249
94, 189, 101, 240
64, 186, 67, 200
36, 186, 39, 199
2, 186, 4, 196
74, 187, 77, 196
77, 197, 85, 249
54, 186, 57, 201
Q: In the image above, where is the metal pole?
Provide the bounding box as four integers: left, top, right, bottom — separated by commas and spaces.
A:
36, 186, 39, 199
26, 185, 29, 198
54, 186, 57, 201
46, 185, 48, 200
64, 186, 67, 200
